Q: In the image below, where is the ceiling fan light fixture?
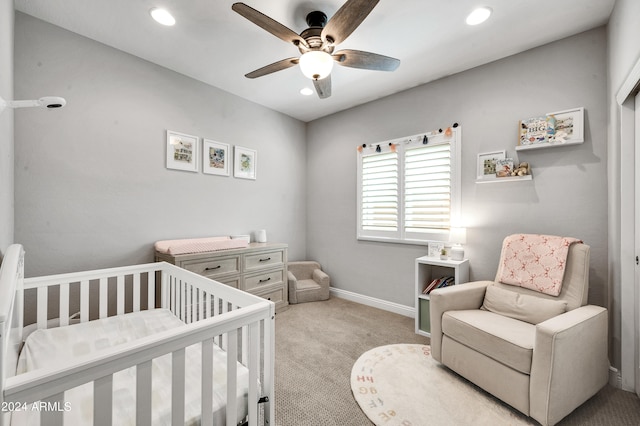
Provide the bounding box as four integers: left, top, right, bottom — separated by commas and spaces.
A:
299, 51, 334, 80
150, 8, 176, 26
466, 7, 492, 25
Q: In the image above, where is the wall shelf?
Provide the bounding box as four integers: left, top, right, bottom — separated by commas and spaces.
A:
515, 140, 584, 151
476, 175, 532, 184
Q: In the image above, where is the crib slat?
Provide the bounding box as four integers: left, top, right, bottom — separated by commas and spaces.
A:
248, 321, 260, 425
133, 273, 141, 312
117, 275, 125, 315
148, 271, 156, 310
94, 375, 113, 426
40, 393, 64, 426
226, 328, 238, 426
37, 286, 47, 329
136, 360, 153, 426
99, 277, 108, 319
198, 288, 204, 322
59, 283, 69, 327
201, 338, 214, 426
80, 280, 89, 322
171, 348, 186, 426
205, 292, 211, 319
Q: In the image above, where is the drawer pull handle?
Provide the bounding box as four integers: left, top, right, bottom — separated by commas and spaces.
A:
259, 257, 272, 262
205, 265, 222, 271
259, 277, 271, 283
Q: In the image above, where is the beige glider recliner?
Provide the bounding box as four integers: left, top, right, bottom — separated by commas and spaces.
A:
429, 236, 608, 426
287, 261, 330, 304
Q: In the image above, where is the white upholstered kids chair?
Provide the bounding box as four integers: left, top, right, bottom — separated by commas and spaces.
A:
429, 235, 608, 426
287, 261, 330, 304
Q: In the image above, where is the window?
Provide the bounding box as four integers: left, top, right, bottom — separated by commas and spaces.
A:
357, 128, 461, 244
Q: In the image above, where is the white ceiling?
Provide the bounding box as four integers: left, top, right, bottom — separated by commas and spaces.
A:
14, 0, 615, 122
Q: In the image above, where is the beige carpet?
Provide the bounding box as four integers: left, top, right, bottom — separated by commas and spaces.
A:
351, 344, 535, 426
274, 297, 640, 426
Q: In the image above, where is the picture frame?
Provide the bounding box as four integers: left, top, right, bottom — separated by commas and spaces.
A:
203, 139, 230, 176
166, 130, 198, 172
477, 150, 506, 180
234, 146, 257, 180
546, 107, 584, 144
428, 242, 445, 258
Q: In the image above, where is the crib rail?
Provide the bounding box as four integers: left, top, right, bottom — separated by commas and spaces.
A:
4, 303, 270, 426
1, 252, 275, 426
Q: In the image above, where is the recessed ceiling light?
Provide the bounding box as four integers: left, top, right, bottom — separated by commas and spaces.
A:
150, 8, 176, 26
466, 7, 492, 26
300, 87, 314, 96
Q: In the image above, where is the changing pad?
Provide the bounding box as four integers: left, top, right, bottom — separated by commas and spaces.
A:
155, 236, 249, 255
13, 309, 249, 426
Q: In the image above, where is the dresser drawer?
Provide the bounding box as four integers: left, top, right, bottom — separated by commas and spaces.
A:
182, 255, 240, 278
244, 269, 285, 291
244, 250, 284, 272
254, 286, 285, 305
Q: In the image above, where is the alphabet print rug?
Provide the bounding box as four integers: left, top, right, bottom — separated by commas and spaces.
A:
350, 344, 535, 426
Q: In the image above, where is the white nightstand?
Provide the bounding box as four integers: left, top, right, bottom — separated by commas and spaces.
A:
415, 256, 469, 337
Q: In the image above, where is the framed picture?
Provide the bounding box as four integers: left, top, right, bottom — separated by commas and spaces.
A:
477, 150, 505, 180
546, 107, 584, 144
203, 139, 230, 176
234, 146, 257, 180
428, 242, 445, 258
166, 130, 198, 172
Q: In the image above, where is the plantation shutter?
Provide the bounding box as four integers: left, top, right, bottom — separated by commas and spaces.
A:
404, 143, 451, 234
361, 151, 399, 233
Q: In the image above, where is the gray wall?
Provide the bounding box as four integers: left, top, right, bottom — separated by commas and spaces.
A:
14, 13, 307, 276
306, 28, 608, 310
0, 0, 14, 253
607, 0, 640, 388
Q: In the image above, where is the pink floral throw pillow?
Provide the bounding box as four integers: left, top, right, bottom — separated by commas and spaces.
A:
498, 234, 582, 296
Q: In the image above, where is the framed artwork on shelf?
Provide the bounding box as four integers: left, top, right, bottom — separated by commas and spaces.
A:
476, 150, 505, 180
203, 139, 230, 176
546, 107, 584, 144
234, 146, 257, 180
166, 130, 199, 172
428, 242, 445, 258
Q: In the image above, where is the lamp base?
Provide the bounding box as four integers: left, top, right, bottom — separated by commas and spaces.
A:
450, 245, 464, 261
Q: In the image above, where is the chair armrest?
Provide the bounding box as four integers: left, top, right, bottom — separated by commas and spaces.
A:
530, 305, 608, 426
429, 281, 492, 362
312, 269, 330, 289
287, 271, 298, 304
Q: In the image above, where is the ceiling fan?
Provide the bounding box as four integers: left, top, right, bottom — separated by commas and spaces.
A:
232, 0, 400, 99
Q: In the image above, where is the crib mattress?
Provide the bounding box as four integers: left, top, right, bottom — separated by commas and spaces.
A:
13, 309, 249, 426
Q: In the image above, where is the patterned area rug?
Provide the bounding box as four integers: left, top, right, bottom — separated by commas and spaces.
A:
351, 344, 535, 426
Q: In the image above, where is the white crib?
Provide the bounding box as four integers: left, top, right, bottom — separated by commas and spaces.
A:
0, 244, 275, 426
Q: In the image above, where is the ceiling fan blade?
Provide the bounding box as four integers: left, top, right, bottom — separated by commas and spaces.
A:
232, 3, 308, 48
333, 49, 400, 71
313, 75, 332, 99
321, 0, 379, 45
245, 57, 299, 79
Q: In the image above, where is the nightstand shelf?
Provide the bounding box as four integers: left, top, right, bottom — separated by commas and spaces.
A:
415, 256, 469, 337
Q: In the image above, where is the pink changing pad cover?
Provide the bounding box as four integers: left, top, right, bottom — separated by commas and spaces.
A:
155, 236, 248, 255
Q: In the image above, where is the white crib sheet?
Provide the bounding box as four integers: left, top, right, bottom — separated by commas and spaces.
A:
13, 309, 249, 425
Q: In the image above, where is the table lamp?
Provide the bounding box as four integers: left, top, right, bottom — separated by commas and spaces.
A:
449, 227, 467, 261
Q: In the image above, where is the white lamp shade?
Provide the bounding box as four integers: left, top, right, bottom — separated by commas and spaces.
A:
299, 51, 334, 80
449, 227, 467, 245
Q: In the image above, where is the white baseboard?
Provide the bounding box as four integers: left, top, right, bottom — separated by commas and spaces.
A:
330, 288, 414, 318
